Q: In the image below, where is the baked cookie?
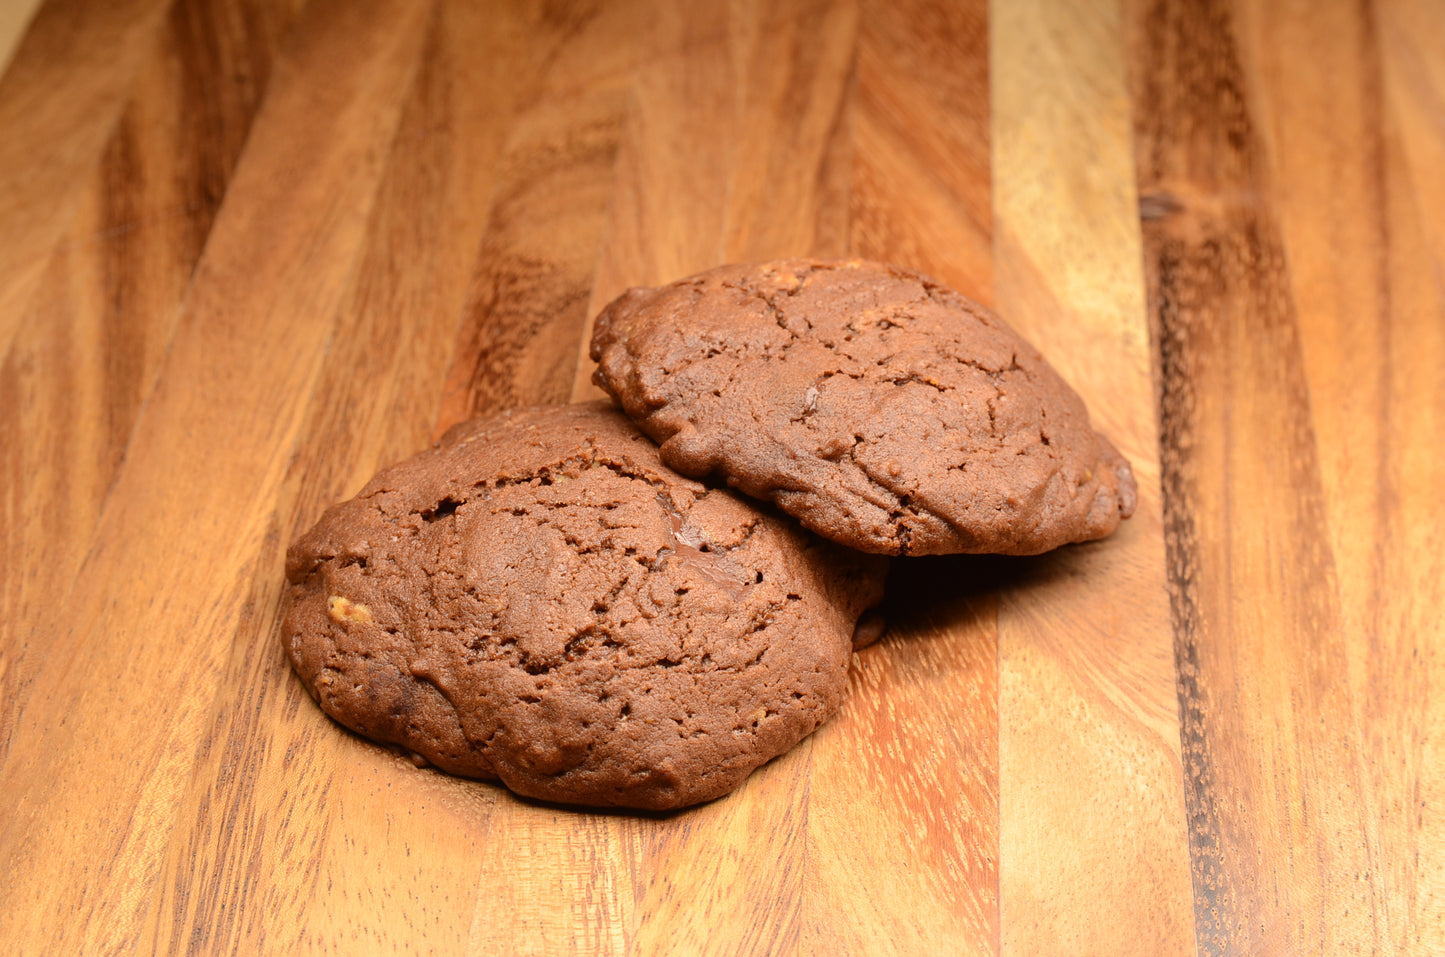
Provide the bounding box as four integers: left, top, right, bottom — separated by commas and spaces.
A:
283, 402, 886, 810
590, 259, 1137, 556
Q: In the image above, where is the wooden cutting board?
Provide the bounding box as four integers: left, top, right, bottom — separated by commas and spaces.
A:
0, 0, 1439, 953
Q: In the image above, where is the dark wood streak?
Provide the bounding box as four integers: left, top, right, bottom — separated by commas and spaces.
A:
1131, 3, 1257, 948
171, 0, 305, 250
99, 102, 148, 482
0, 0, 173, 355
1149, 236, 1226, 950
1131, 0, 1367, 952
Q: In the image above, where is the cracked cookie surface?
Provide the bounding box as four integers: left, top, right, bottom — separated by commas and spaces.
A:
283, 402, 886, 810
590, 259, 1138, 555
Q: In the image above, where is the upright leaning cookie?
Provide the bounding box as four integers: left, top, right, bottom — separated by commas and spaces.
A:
284, 402, 885, 810
591, 259, 1137, 556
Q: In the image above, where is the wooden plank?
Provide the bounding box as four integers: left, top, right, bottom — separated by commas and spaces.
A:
1231, 0, 1445, 949
134, 2, 558, 951
1126, 0, 1407, 950
0, 0, 173, 354
431, 9, 650, 957
460, 3, 865, 953
0, 0, 304, 768
575, 3, 880, 955
799, 1, 1000, 953
0, 0, 432, 950
851, 0, 993, 305
990, 1, 1195, 953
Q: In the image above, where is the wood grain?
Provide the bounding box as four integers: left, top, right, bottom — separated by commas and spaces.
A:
1232, 0, 1444, 949
1129, 0, 1347, 944
0, 0, 302, 770
0, 0, 172, 354
992, 1, 1194, 953
0, 0, 1439, 952
1129, 0, 1442, 951
802, 2, 1001, 953
0, 0, 431, 949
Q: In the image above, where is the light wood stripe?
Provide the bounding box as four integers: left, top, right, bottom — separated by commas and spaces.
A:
992, 1, 1195, 953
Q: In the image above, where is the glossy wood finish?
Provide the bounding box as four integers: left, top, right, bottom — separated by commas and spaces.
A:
0, 0, 1437, 953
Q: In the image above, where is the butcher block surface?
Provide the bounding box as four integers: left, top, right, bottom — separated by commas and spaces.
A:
0, 0, 1439, 953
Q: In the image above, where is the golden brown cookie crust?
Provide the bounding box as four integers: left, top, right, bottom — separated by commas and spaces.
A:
283, 402, 885, 810
590, 259, 1137, 556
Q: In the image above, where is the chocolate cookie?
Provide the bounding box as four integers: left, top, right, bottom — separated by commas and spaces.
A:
590, 259, 1137, 556
283, 402, 886, 810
